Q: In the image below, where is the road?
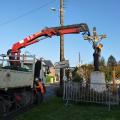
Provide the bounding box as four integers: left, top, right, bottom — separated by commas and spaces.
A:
44, 82, 59, 101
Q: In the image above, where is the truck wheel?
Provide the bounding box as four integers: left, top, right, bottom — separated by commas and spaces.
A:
0, 101, 4, 114
0, 101, 7, 114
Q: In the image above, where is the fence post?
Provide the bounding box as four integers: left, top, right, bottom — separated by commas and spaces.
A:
108, 85, 111, 111
112, 67, 116, 94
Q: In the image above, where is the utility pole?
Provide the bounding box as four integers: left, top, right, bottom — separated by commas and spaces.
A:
79, 52, 80, 65
60, 0, 64, 87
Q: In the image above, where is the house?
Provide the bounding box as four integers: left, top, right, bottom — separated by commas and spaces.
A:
43, 60, 55, 76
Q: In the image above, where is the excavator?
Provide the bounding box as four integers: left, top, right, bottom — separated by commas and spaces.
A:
0, 23, 90, 114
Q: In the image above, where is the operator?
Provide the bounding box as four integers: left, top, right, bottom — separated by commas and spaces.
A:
34, 58, 46, 94
34, 78, 45, 95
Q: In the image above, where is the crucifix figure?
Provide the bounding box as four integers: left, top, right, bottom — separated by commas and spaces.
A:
83, 27, 106, 71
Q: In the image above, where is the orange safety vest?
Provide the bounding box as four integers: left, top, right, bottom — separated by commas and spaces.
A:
36, 81, 45, 95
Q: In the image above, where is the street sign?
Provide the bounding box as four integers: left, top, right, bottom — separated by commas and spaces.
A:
54, 60, 69, 69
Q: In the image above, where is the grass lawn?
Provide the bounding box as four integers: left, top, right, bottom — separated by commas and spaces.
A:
15, 97, 120, 120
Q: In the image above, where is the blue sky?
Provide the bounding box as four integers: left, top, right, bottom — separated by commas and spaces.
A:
0, 0, 120, 66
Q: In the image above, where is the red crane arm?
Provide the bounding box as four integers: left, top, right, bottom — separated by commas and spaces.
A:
11, 23, 90, 53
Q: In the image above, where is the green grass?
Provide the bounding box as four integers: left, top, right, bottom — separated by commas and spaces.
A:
15, 97, 120, 120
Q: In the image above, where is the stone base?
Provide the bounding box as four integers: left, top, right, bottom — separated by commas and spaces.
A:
90, 71, 106, 92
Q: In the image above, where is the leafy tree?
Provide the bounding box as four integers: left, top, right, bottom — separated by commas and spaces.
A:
72, 66, 78, 77
81, 64, 94, 84
71, 66, 83, 82
107, 55, 117, 67
99, 56, 105, 66
105, 55, 117, 82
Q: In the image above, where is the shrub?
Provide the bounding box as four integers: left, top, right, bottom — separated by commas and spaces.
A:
72, 73, 83, 83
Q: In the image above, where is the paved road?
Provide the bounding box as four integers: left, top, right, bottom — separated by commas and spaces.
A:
44, 83, 59, 101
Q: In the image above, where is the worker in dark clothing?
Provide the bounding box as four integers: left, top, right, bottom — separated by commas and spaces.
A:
34, 59, 46, 96
93, 43, 103, 71
34, 59, 41, 79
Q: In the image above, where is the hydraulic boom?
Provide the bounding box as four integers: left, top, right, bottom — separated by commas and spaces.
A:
7, 23, 90, 66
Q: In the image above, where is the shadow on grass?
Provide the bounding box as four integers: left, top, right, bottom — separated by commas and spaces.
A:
15, 97, 120, 120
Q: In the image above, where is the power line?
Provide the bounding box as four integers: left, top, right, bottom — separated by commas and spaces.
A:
0, 0, 55, 27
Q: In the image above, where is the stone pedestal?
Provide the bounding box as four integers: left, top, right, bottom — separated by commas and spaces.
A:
90, 71, 106, 92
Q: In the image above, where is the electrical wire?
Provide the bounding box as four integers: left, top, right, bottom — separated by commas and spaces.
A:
0, 0, 55, 27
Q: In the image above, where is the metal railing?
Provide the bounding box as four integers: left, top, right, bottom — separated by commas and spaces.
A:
63, 81, 120, 110
0, 54, 35, 72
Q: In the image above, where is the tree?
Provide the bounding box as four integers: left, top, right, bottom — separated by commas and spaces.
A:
99, 56, 105, 66
107, 55, 117, 67
118, 61, 120, 65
